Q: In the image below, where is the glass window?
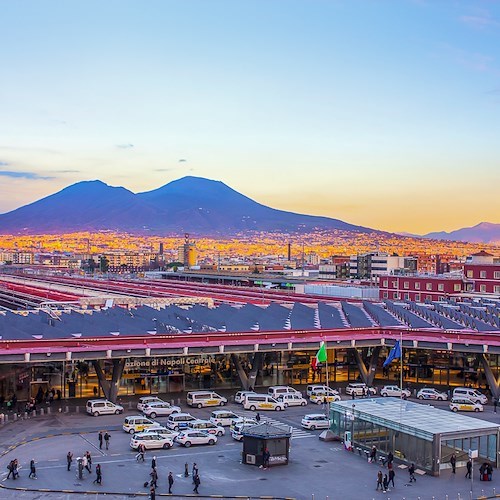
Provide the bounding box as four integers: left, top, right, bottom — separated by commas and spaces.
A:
480, 271, 487, 278
438, 284, 444, 291
415, 282, 420, 290
426, 283, 433, 290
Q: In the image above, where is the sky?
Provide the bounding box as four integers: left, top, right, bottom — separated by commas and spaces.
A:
0, 0, 499, 234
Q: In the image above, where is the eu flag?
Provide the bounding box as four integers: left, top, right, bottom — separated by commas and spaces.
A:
383, 340, 401, 368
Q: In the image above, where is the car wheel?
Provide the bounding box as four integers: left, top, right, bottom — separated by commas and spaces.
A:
220, 401, 226, 406
275, 406, 282, 411
452, 407, 458, 412
174, 426, 179, 431
310, 425, 316, 431
129, 428, 135, 434
114, 409, 120, 415
250, 405, 256, 411
163, 442, 172, 449
283, 403, 288, 408
171, 410, 179, 415
150, 412, 157, 419
208, 439, 215, 445
381, 393, 387, 397
437, 397, 444, 401
402, 394, 407, 400
197, 403, 203, 409
301, 401, 306, 406
315, 400, 321, 405
184, 441, 191, 448
93, 411, 99, 417
475, 408, 480, 412
217, 431, 223, 437
418, 395, 424, 400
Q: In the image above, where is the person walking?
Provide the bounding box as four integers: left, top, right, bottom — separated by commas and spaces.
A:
104, 432, 110, 450
7, 460, 15, 480
192, 462, 198, 482
387, 451, 394, 467
82, 455, 89, 475
136, 443, 145, 462
29, 459, 37, 479
85, 451, 92, 472
98, 431, 103, 450
93, 464, 102, 485
262, 448, 270, 469
450, 453, 456, 474
150, 467, 158, 488
382, 474, 389, 493
150, 485, 156, 500
376, 470, 383, 490
67, 451, 73, 471
184, 462, 189, 477
494, 397, 498, 413
255, 412, 261, 423
193, 473, 200, 494
168, 471, 174, 494
388, 468, 395, 487
409, 463, 416, 482
369, 446, 377, 464
466, 459, 472, 479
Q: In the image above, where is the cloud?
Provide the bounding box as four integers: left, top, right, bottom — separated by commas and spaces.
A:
0, 170, 55, 180
116, 143, 134, 149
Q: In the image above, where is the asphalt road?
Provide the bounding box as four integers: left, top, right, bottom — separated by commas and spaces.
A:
0, 394, 499, 500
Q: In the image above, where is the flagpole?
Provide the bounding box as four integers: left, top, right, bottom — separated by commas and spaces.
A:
325, 341, 330, 416
400, 331, 403, 397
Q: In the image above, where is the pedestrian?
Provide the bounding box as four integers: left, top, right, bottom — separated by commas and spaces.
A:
136, 443, 145, 461
466, 459, 472, 479
409, 463, 416, 482
388, 468, 395, 487
150, 467, 158, 488
192, 462, 198, 481
82, 454, 90, 474
387, 451, 394, 467
184, 462, 189, 477
376, 470, 383, 490
93, 464, 102, 485
7, 460, 15, 479
168, 471, 174, 494
193, 473, 200, 494
494, 397, 498, 413
152, 456, 157, 470
67, 451, 73, 471
98, 431, 103, 449
255, 412, 261, 423
150, 485, 156, 500
450, 453, 456, 474
351, 391, 355, 400
104, 431, 110, 450
29, 459, 37, 479
382, 473, 389, 492
262, 448, 270, 469
85, 451, 92, 472
369, 445, 377, 463
93, 386, 98, 397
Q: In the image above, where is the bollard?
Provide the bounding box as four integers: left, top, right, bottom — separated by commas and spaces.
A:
493, 487, 496, 495
65, 406, 69, 413
75, 406, 80, 413
311, 495, 314, 500
40, 408, 44, 416
177, 398, 181, 405
13, 413, 17, 421
24, 412, 28, 420
458, 494, 461, 500
171, 399, 175, 406
4, 414, 8, 423
128, 401, 133, 410
47, 407, 51, 414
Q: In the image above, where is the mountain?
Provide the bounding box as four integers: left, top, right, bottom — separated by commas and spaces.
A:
424, 222, 500, 244
0, 176, 377, 235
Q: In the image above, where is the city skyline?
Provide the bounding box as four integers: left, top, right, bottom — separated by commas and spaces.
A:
1, 0, 499, 233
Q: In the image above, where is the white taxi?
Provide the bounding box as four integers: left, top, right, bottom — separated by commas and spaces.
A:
138, 426, 179, 440
175, 430, 217, 447
231, 421, 257, 441
230, 417, 257, 432
243, 394, 285, 411
449, 398, 484, 413
416, 388, 448, 401
137, 396, 165, 411
130, 432, 174, 450
234, 391, 257, 404
188, 419, 225, 436
309, 390, 341, 405
301, 414, 330, 431
209, 410, 240, 427
380, 385, 411, 399
123, 416, 161, 434
142, 401, 182, 418
276, 393, 308, 407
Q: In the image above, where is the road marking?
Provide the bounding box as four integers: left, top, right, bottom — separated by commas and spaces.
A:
78, 433, 105, 455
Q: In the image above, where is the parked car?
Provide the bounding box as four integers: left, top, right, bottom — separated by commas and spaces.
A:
309, 390, 341, 405
268, 386, 302, 398
234, 391, 257, 404
130, 432, 174, 450
380, 385, 411, 399
449, 398, 483, 413
186, 391, 227, 408
276, 393, 308, 408
166, 412, 197, 431
452, 387, 488, 405
243, 394, 285, 411
301, 414, 330, 431
142, 401, 181, 418
138, 426, 179, 440
345, 383, 377, 396
175, 430, 217, 447
188, 419, 225, 436
86, 399, 124, 416
230, 417, 257, 432
209, 410, 241, 427
123, 416, 161, 434
306, 385, 339, 397
416, 388, 448, 401
137, 396, 165, 411
231, 422, 256, 441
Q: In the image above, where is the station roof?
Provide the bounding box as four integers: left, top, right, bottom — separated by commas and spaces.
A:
330, 398, 500, 441
242, 421, 292, 439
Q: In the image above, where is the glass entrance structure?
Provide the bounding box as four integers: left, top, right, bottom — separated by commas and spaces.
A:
330, 398, 500, 476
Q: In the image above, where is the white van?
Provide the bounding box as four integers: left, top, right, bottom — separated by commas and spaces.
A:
243, 394, 285, 411
86, 399, 124, 416
122, 415, 160, 434
267, 386, 301, 399
452, 387, 488, 404
276, 393, 308, 407
306, 385, 339, 397
186, 391, 228, 408
166, 412, 197, 431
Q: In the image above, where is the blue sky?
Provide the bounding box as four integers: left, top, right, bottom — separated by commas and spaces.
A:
0, 0, 499, 233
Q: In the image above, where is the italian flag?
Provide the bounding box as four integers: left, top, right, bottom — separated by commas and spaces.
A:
311, 342, 327, 370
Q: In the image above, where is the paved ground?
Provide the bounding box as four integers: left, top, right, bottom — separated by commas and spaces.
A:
0, 393, 499, 500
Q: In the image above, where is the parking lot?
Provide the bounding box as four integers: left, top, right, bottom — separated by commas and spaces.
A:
0, 388, 499, 500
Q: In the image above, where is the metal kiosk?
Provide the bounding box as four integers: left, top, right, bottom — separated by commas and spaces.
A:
242, 422, 292, 467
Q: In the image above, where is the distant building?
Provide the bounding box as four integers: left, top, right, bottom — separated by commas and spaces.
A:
350, 252, 417, 280
463, 251, 500, 295
177, 234, 197, 269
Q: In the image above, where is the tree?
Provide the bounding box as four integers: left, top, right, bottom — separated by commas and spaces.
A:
99, 255, 109, 273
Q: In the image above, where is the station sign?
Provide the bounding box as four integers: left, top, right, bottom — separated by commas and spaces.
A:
126, 355, 216, 369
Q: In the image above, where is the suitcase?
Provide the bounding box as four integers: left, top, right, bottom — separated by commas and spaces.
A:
144, 481, 149, 488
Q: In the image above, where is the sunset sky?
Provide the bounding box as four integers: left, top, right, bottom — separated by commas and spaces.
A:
0, 0, 499, 234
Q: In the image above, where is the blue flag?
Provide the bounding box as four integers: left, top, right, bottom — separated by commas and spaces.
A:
383, 340, 401, 368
